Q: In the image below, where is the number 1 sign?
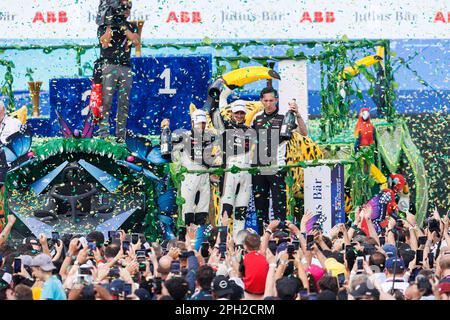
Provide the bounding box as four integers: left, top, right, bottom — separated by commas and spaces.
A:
129, 55, 212, 135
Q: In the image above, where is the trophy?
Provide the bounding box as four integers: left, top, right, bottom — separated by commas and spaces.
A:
130, 20, 145, 57
28, 81, 42, 117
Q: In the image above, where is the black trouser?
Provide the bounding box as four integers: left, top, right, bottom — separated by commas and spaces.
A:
252, 171, 286, 234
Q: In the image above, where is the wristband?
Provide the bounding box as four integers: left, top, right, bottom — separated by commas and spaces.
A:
269, 263, 277, 268
280, 260, 288, 265
265, 229, 273, 235
96, 259, 105, 264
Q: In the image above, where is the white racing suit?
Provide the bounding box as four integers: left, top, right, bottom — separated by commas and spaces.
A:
211, 95, 253, 240
172, 129, 216, 227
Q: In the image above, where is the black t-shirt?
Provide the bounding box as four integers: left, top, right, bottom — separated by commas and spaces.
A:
97, 21, 138, 67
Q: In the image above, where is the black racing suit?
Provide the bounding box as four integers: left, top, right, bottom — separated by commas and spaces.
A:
251, 108, 288, 233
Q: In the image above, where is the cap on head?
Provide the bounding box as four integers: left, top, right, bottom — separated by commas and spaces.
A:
31, 253, 56, 272
230, 100, 247, 114
191, 109, 207, 124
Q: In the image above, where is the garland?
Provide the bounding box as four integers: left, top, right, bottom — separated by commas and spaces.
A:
0, 59, 15, 113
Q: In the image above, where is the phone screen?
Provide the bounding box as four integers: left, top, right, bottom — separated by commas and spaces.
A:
178, 227, 186, 242
292, 240, 300, 251
218, 226, 228, 243
379, 236, 385, 246
428, 252, 434, 269
337, 273, 346, 287
416, 249, 424, 265
287, 244, 295, 260
268, 240, 277, 255
52, 232, 60, 242
79, 267, 92, 275
122, 241, 130, 253
219, 242, 227, 259
357, 257, 364, 270
306, 235, 314, 250
88, 242, 96, 251
200, 242, 209, 258
418, 236, 427, 246
131, 234, 139, 245
170, 261, 181, 274
14, 258, 21, 273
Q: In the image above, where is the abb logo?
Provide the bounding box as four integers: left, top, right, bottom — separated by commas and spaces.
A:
166, 11, 201, 23
434, 11, 450, 23
300, 11, 335, 23
33, 11, 68, 23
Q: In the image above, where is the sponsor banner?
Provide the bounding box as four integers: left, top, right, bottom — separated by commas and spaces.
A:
304, 165, 345, 235
0, 0, 448, 40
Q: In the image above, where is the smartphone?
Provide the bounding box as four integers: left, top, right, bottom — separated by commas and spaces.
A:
200, 242, 210, 258
131, 233, 139, 245
218, 226, 228, 243
178, 227, 186, 242
51, 231, 60, 242
418, 236, 427, 246
306, 234, 314, 251
79, 266, 92, 275
292, 240, 300, 251
219, 242, 227, 259
153, 277, 162, 295
337, 273, 346, 287
278, 221, 286, 231
122, 241, 130, 253
356, 257, 364, 270
416, 249, 424, 265
88, 241, 96, 251
108, 231, 120, 240
428, 252, 434, 269
268, 240, 277, 255
396, 220, 404, 228
379, 236, 386, 246
138, 263, 146, 272
136, 250, 146, 262
287, 244, 295, 260
123, 283, 132, 297
170, 260, 181, 274
13, 258, 21, 273
109, 267, 120, 279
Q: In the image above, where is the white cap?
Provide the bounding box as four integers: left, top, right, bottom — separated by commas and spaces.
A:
230, 100, 247, 114
191, 109, 207, 124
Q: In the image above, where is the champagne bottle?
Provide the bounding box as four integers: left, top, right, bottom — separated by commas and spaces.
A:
280, 99, 298, 139
160, 126, 172, 156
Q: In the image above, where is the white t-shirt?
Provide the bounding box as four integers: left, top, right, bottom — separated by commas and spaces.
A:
380, 277, 409, 294
0, 116, 22, 145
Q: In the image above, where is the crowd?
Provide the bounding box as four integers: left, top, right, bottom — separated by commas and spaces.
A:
0, 205, 449, 301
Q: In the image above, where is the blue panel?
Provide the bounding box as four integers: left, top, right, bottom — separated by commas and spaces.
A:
77, 159, 121, 192
44, 55, 212, 137
31, 160, 69, 195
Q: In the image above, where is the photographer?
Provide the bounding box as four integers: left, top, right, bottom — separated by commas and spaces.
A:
96, 0, 139, 142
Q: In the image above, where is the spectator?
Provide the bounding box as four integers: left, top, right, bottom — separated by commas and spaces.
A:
162, 277, 189, 300
241, 233, 268, 298
31, 254, 66, 300
380, 256, 409, 294
190, 265, 214, 300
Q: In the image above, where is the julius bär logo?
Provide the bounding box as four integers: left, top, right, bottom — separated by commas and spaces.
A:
166, 11, 201, 23
434, 11, 450, 23
0, 11, 16, 21
33, 11, 68, 23
300, 11, 335, 23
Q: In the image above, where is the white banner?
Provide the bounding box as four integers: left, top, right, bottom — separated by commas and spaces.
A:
278, 59, 309, 122
0, 0, 448, 40
304, 165, 345, 235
